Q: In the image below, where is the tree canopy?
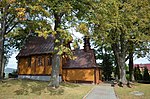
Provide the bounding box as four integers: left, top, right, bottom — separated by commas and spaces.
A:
89, 0, 150, 84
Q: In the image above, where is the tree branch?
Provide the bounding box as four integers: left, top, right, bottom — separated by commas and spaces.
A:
6, 22, 18, 34
6, 15, 16, 30
125, 55, 129, 62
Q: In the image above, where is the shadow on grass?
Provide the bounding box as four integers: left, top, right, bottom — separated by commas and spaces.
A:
60, 82, 79, 88
13, 79, 62, 95
14, 79, 64, 95
1, 79, 61, 95
1, 79, 80, 96
1, 78, 20, 88
138, 80, 150, 84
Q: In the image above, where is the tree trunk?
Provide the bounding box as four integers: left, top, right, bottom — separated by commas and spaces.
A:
113, 51, 120, 80
115, 64, 120, 80
118, 57, 127, 84
112, 44, 120, 80
49, 12, 62, 88
0, 51, 5, 79
0, 36, 5, 79
129, 51, 135, 81
50, 54, 61, 88
112, 44, 127, 85
0, 7, 6, 79
0, 52, 4, 79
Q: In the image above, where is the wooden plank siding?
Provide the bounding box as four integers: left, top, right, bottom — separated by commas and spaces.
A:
62, 68, 102, 84
18, 54, 62, 75
95, 68, 100, 84
62, 68, 95, 83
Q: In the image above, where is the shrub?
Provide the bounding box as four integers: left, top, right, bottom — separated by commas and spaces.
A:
134, 66, 142, 80
143, 67, 150, 81
8, 70, 18, 78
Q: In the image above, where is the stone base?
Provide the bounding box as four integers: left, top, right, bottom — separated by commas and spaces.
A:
18, 75, 62, 82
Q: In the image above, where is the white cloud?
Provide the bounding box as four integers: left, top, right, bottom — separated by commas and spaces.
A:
134, 57, 150, 64
7, 52, 18, 69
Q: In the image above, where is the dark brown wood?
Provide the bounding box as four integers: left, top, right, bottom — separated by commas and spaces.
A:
94, 69, 96, 84
17, 59, 20, 75
34, 56, 37, 74
44, 56, 46, 74
129, 51, 135, 81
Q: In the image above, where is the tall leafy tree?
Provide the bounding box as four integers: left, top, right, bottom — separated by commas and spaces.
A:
128, 41, 150, 81
47, 0, 97, 88
12, 0, 94, 88
0, 0, 27, 79
2, 0, 94, 87
89, 0, 150, 84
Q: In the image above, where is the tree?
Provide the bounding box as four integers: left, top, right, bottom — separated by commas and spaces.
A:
95, 43, 115, 81
47, 0, 96, 88
1, 0, 94, 87
0, 0, 27, 79
40, 0, 86, 88
127, 41, 150, 82
102, 54, 114, 81
128, 50, 135, 81
90, 0, 150, 84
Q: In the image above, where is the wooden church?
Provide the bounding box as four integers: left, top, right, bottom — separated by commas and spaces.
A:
16, 35, 102, 84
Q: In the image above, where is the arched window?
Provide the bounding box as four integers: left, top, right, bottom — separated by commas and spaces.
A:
38, 56, 43, 66
47, 55, 52, 66
27, 56, 31, 67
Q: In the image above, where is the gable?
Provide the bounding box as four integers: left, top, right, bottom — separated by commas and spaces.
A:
17, 35, 54, 57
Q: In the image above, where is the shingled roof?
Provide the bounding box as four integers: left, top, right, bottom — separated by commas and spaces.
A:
17, 36, 98, 68
63, 49, 98, 69
17, 35, 54, 57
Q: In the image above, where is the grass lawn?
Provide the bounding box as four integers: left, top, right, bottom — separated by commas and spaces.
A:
114, 83, 150, 99
0, 79, 94, 99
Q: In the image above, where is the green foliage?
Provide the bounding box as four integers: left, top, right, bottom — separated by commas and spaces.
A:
76, 23, 89, 36
88, 0, 150, 84
0, 0, 31, 77
8, 70, 18, 78
95, 43, 115, 81
143, 67, 150, 81
102, 53, 114, 81
134, 66, 143, 81
91, 0, 150, 45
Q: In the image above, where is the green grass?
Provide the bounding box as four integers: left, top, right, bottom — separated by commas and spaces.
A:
114, 83, 150, 99
0, 79, 94, 99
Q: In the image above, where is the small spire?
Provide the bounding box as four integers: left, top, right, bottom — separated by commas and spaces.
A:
83, 36, 91, 51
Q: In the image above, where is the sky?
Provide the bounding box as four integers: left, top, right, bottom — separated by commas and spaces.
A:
6, 31, 150, 69
7, 52, 18, 69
